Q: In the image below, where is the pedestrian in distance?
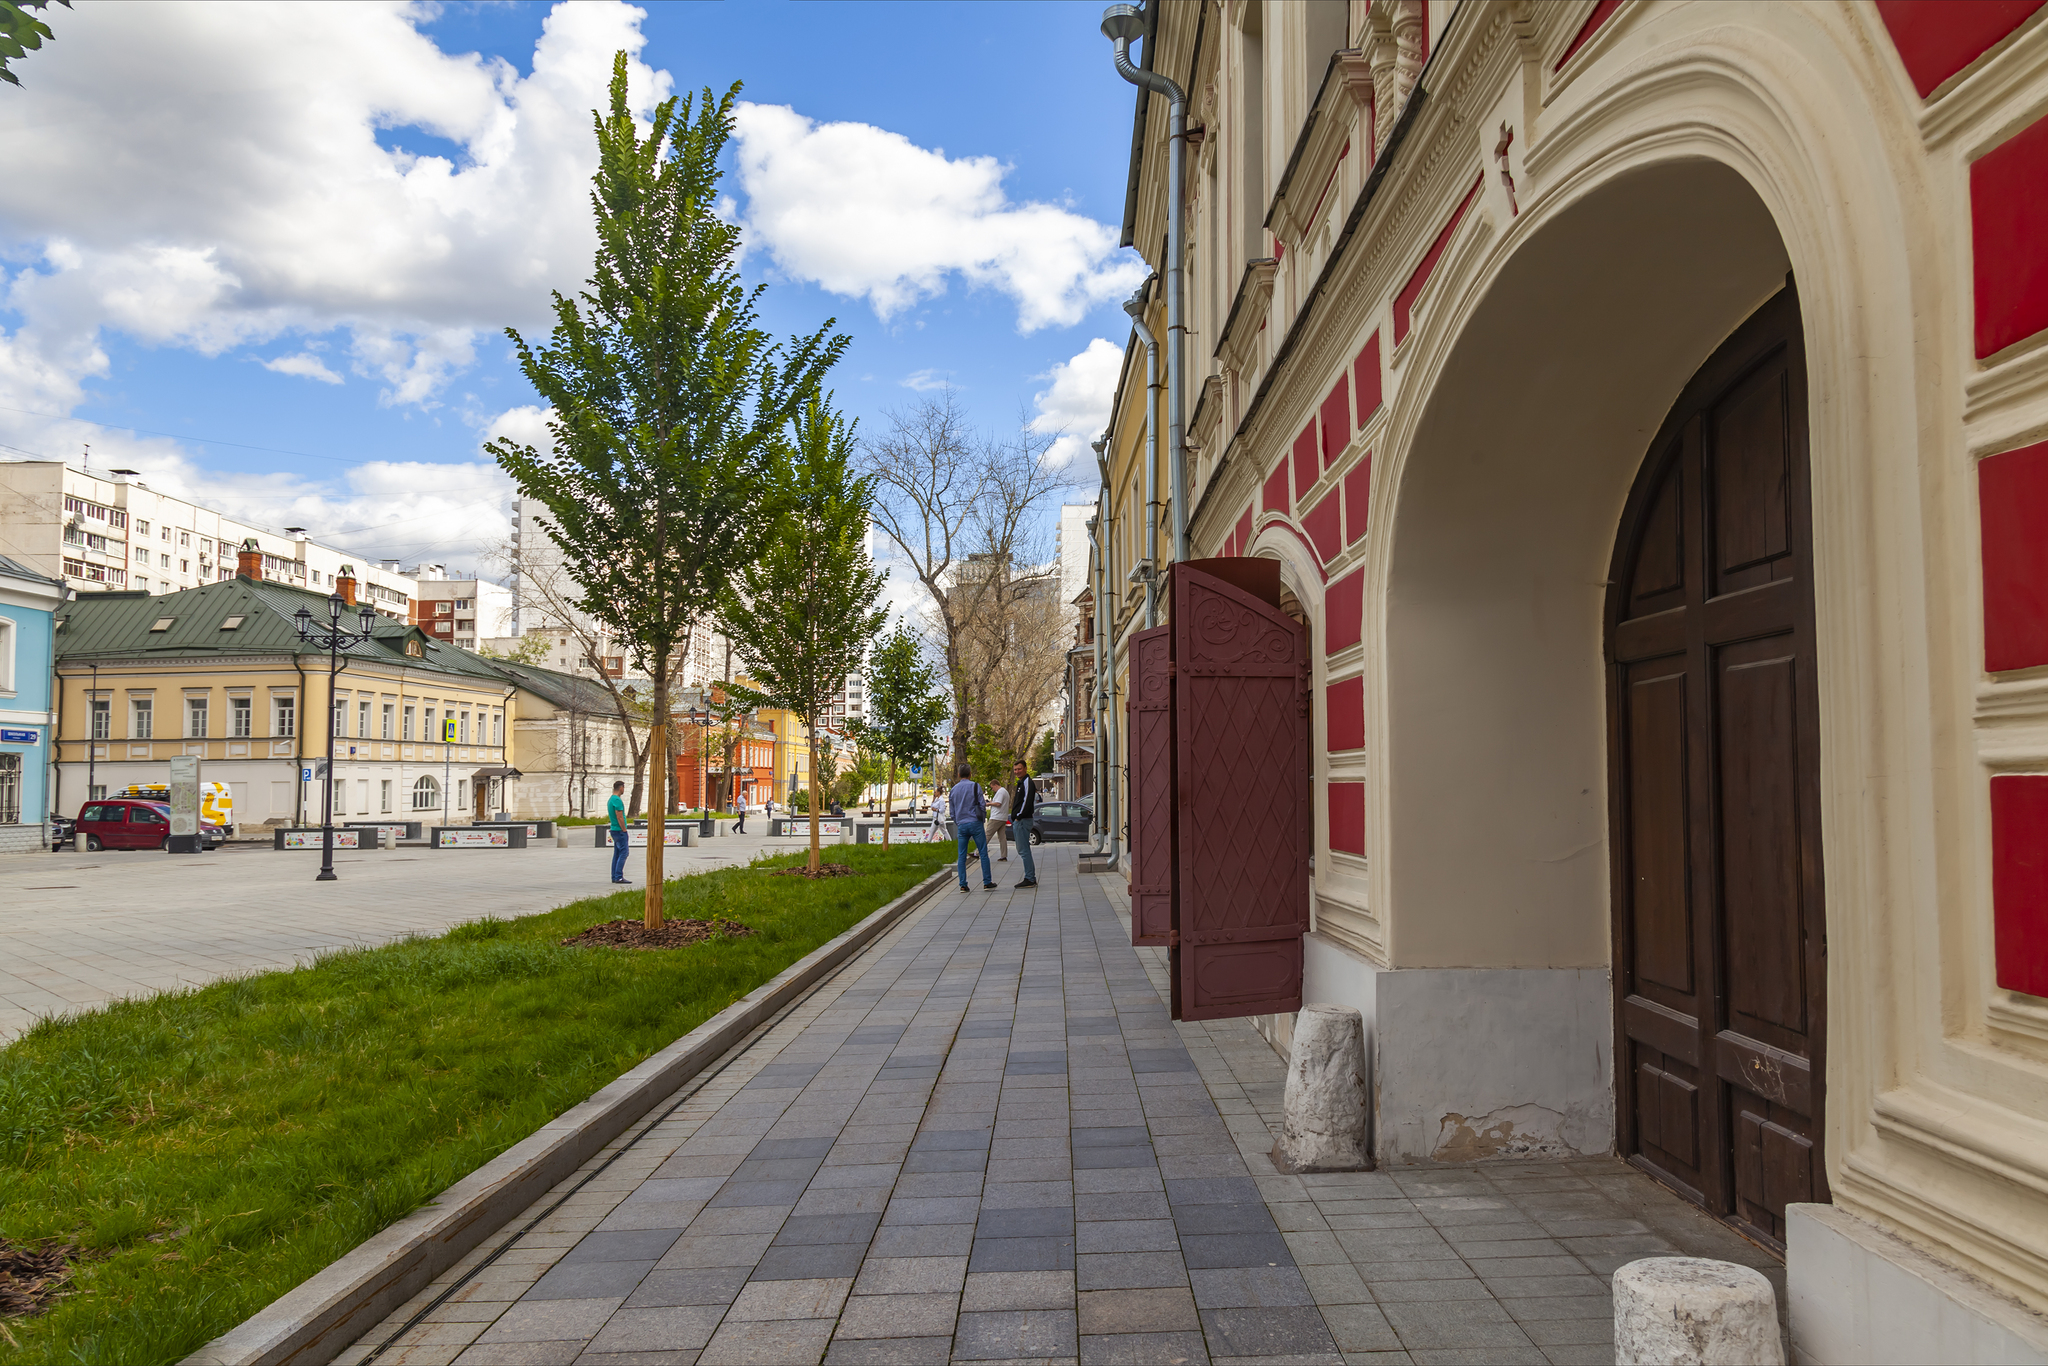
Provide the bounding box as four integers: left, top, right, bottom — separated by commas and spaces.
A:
1009, 760, 1040, 888
988, 776, 1012, 862
950, 763, 994, 891
607, 780, 630, 884
734, 795, 747, 834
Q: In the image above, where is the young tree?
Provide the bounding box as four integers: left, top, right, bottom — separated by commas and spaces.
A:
854, 625, 949, 846
719, 394, 887, 872
490, 56, 846, 928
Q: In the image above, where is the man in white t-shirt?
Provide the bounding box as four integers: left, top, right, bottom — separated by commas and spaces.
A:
988, 781, 1012, 861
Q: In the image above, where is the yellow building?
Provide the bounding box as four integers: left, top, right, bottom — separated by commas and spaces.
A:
751, 703, 811, 811
53, 552, 521, 827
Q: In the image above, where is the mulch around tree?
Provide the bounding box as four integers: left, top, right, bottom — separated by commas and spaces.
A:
766, 864, 857, 879
560, 918, 757, 950
0, 1241, 80, 1320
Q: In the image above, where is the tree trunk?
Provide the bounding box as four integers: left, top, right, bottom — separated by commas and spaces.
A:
645, 671, 668, 930
807, 715, 822, 873
883, 755, 896, 848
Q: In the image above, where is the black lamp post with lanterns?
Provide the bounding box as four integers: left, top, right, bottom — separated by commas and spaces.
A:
294, 584, 379, 883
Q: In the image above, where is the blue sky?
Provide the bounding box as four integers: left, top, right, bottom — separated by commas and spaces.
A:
0, 0, 1139, 576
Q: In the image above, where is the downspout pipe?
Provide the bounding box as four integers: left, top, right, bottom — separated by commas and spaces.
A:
1090, 437, 1120, 864
1105, 5, 1189, 568
1124, 285, 1161, 629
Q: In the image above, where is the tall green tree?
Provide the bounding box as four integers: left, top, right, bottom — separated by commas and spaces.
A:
719, 394, 887, 872
490, 55, 846, 927
853, 625, 949, 847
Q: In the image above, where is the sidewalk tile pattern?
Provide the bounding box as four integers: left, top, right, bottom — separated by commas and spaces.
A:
339, 849, 1784, 1366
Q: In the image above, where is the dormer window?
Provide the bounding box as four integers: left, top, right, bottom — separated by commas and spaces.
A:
220, 615, 244, 630
405, 640, 423, 657
149, 617, 175, 632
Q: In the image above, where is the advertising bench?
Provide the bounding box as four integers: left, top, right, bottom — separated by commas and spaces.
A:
432, 826, 528, 849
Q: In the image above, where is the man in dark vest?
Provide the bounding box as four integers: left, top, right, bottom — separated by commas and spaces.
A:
1009, 760, 1039, 889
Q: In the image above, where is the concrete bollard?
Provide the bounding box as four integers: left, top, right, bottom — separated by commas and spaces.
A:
1613, 1257, 1783, 1365
1271, 1003, 1371, 1172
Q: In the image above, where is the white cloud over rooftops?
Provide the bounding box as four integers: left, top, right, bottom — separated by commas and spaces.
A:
731, 102, 1147, 334
1030, 338, 1124, 471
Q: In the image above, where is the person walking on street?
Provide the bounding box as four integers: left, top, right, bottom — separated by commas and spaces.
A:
1010, 760, 1040, 888
950, 763, 994, 891
733, 796, 747, 834
607, 780, 630, 885
988, 777, 1012, 862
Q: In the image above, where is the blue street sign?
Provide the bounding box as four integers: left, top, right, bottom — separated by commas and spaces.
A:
0, 728, 37, 744
303, 768, 312, 781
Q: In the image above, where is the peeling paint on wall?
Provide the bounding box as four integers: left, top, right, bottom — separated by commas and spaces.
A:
1433, 1104, 1579, 1162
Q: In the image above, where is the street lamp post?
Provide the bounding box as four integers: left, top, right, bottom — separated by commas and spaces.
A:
294, 591, 378, 883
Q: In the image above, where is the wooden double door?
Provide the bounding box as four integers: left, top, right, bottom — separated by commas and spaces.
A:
1606, 286, 1826, 1250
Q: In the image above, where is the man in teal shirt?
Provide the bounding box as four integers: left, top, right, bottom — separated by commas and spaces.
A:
607, 781, 630, 884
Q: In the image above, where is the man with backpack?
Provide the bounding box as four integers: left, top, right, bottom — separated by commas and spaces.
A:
949, 763, 994, 891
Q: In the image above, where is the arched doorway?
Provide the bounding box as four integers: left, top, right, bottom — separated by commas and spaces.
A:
1606, 285, 1826, 1250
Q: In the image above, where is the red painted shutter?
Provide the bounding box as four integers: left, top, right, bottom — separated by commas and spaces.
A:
1170, 560, 1310, 1021
1127, 623, 1176, 945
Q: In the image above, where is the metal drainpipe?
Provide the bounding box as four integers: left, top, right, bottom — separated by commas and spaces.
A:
1124, 285, 1162, 628
1105, 5, 1189, 567
1090, 439, 1119, 864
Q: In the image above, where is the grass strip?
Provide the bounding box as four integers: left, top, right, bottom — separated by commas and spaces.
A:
0, 841, 949, 1365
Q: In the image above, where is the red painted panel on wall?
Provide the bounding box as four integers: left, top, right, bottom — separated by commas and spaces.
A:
1394, 177, 1482, 346
1354, 332, 1383, 425
1326, 565, 1362, 656
1329, 782, 1366, 857
1992, 774, 2048, 998
1303, 490, 1342, 566
1876, 0, 2043, 97
1345, 455, 1373, 544
1262, 463, 1290, 519
1320, 375, 1352, 470
1973, 114, 2048, 359
1554, 0, 1625, 70
1293, 421, 1320, 502
1327, 675, 1364, 753
1982, 441, 2048, 670
1234, 505, 1254, 556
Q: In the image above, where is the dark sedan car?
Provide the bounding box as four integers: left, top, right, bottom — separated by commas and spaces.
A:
1028, 802, 1093, 843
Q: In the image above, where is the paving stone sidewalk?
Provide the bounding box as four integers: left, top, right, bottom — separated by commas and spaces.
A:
342, 848, 1783, 1366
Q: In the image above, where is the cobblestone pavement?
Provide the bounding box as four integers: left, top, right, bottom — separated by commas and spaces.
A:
0, 830, 798, 1041
341, 848, 1783, 1366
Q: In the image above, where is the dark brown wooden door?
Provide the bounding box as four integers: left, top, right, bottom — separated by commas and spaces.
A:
1607, 286, 1827, 1251
1128, 623, 1176, 946
1170, 559, 1310, 1022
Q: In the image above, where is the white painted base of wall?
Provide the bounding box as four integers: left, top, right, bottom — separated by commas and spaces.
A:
1375, 967, 1613, 1164
1787, 1203, 2048, 1364
1255, 937, 1612, 1167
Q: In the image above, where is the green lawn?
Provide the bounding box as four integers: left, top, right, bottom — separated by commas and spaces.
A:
0, 842, 949, 1365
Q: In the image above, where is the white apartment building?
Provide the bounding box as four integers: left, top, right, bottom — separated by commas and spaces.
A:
0, 461, 415, 616
402, 563, 513, 652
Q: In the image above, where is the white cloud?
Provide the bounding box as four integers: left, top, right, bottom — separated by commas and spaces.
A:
901, 368, 953, 392
0, 0, 671, 415
1029, 338, 1125, 470
262, 352, 344, 384
731, 103, 1147, 333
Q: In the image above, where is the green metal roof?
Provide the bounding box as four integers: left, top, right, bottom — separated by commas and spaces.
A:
52, 576, 495, 682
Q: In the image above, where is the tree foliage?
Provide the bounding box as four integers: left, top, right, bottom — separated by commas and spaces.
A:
488, 53, 846, 925
0, 0, 67, 88
718, 394, 887, 870
852, 625, 950, 843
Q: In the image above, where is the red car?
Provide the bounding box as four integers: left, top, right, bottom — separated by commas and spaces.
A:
73, 799, 223, 851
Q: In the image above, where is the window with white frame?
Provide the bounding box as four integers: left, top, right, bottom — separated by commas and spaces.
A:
131, 697, 153, 739
231, 696, 252, 737
186, 696, 208, 738
90, 697, 110, 740
412, 775, 441, 810
0, 616, 13, 693
0, 752, 19, 824
358, 699, 370, 738
274, 694, 296, 737
380, 778, 392, 813
382, 702, 395, 739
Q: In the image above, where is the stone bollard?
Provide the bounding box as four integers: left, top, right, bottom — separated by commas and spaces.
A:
1270, 1003, 1371, 1172
1613, 1257, 1784, 1365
